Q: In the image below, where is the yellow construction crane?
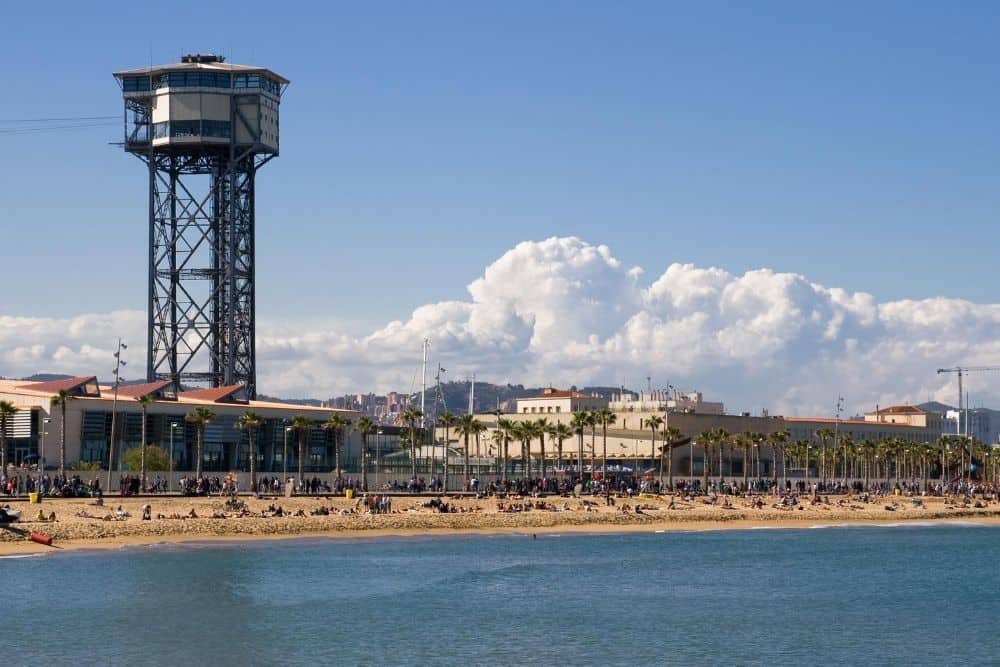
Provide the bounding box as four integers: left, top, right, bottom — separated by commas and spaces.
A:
936, 366, 1000, 436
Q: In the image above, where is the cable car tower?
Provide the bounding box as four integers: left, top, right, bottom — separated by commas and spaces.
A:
114, 54, 288, 398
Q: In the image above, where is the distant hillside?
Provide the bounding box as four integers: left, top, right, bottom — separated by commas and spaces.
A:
257, 394, 325, 408
407, 381, 633, 416
19, 373, 74, 382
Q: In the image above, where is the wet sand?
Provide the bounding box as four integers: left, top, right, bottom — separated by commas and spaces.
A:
2, 493, 998, 556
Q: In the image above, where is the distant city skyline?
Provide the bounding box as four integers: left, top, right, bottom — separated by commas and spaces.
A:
1, 3, 999, 415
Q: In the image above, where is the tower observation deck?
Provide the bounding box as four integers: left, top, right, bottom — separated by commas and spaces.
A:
114, 54, 288, 398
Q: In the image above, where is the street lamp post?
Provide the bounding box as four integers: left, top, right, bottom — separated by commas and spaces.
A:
376, 429, 383, 491
38, 415, 50, 497
106, 338, 127, 493
690, 439, 695, 490
169, 422, 179, 494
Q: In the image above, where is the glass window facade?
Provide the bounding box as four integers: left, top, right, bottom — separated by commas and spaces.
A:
152, 71, 233, 89
122, 76, 151, 92
151, 120, 231, 140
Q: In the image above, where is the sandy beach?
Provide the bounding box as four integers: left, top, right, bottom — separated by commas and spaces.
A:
2, 493, 998, 556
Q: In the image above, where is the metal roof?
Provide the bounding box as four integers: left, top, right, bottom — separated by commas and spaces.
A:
113, 61, 289, 85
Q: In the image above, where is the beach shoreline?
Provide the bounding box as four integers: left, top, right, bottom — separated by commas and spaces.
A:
3, 494, 998, 556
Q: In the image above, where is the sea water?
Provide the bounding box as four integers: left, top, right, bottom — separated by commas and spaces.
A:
4, 524, 998, 666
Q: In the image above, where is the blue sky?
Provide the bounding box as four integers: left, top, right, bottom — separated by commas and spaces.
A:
1, 1, 998, 324
2, 3, 1000, 412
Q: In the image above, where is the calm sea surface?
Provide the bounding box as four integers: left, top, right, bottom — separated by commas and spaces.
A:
4, 524, 998, 666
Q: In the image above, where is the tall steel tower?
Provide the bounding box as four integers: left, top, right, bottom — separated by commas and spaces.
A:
114, 54, 288, 398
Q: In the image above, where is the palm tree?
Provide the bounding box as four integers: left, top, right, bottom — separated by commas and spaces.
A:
497, 418, 514, 482
402, 407, 423, 480
185, 406, 216, 479
137, 394, 153, 491
355, 416, 376, 491
236, 411, 264, 491
322, 413, 352, 483
455, 414, 477, 490
290, 415, 314, 492
534, 418, 550, 479
436, 411, 456, 492
596, 409, 617, 482
815, 427, 834, 484
548, 422, 573, 472
713, 428, 730, 484
735, 431, 753, 488
771, 429, 789, 488
522, 420, 544, 480
570, 412, 590, 480
698, 429, 715, 489
0, 400, 18, 473
837, 433, 854, 485
473, 419, 487, 481
644, 415, 664, 471
51, 389, 76, 480
508, 421, 528, 479
587, 411, 599, 474
660, 426, 682, 489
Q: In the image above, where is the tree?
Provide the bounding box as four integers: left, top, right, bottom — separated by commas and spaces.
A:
236, 411, 264, 491
51, 389, 76, 480
322, 413, 352, 483
815, 427, 834, 484
436, 411, 456, 492
660, 426, 682, 489
548, 422, 573, 471
473, 419, 488, 481
508, 421, 528, 479
771, 429, 789, 488
355, 416, 377, 491
0, 400, 18, 473
290, 415, 314, 492
497, 418, 514, 482
587, 411, 599, 474
534, 418, 550, 480
137, 394, 153, 492
402, 407, 423, 480
713, 428, 730, 484
185, 407, 216, 479
570, 412, 590, 481
455, 414, 478, 490
595, 409, 617, 482
697, 430, 715, 489
837, 433, 854, 486
735, 431, 753, 488
124, 445, 170, 473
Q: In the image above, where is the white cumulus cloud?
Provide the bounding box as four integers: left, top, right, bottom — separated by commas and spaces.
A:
2, 237, 998, 416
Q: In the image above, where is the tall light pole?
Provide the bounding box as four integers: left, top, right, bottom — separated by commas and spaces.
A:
376, 429, 383, 491
38, 415, 50, 496
690, 438, 695, 490
833, 396, 844, 485
169, 422, 179, 494
107, 338, 127, 492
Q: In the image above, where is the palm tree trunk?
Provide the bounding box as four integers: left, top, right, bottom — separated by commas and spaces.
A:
140, 406, 147, 492
464, 434, 470, 490
249, 429, 257, 491
442, 426, 449, 492
540, 434, 546, 480
195, 427, 203, 479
